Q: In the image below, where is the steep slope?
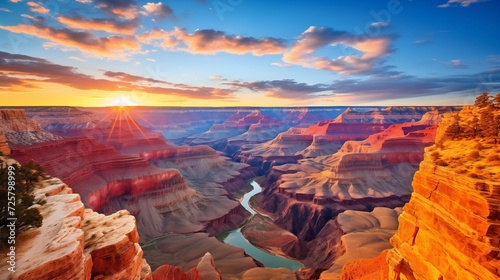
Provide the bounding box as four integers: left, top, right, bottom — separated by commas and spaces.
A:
3, 109, 247, 241
0, 131, 9, 155
341, 107, 500, 280
386, 108, 500, 280
237, 107, 443, 173
0, 156, 152, 280
250, 111, 450, 277
0, 110, 62, 145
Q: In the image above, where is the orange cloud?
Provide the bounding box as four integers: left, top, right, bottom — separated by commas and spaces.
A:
142, 2, 174, 19
0, 51, 236, 100
138, 27, 287, 56
57, 15, 139, 35
282, 26, 395, 75
0, 23, 141, 59
27, 2, 49, 14
95, 0, 138, 20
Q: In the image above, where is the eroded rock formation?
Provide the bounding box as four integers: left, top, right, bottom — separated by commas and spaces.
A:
342, 109, 500, 280
387, 153, 500, 278
0, 131, 9, 155
236, 107, 445, 173
0, 109, 62, 145
0, 157, 152, 280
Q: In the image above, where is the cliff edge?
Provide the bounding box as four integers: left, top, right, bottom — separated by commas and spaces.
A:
0, 156, 153, 280
341, 106, 500, 280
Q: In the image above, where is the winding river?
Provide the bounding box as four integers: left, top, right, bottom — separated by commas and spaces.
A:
221, 180, 303, 270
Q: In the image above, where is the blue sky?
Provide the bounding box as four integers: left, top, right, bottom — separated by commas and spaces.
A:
0, 0, 499, 106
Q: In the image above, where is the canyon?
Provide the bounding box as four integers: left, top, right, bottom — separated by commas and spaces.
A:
1, 105, 496, 280
341, 107, 500, 280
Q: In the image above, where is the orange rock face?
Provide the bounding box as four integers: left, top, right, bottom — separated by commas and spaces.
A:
387, 158, 500, 280
152, 265, 200, 280
385, 114, 500, 280
341, 110, 500, 280
341, 250, 389, 280
0, 131, 10, 155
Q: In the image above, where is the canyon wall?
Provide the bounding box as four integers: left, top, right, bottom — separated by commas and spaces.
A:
236, 107, 446, 174
252, 110, 450, 278
342, 108, 500, 280
0, 131, 9, 155
0, 109, 62, 145
0, 156, 152, 280
10, 138, 184, 212
2, 110, 249, 244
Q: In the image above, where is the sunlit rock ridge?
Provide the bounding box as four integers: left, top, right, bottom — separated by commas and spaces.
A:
341, 107, 500, 280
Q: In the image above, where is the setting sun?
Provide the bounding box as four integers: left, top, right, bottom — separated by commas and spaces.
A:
109, 96, 138, 107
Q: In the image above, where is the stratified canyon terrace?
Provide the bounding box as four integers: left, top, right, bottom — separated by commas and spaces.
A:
1, 104, 498, 280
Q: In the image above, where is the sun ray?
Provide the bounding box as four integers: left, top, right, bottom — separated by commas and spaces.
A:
123, 108, 151, 143
106, 107, 121, 144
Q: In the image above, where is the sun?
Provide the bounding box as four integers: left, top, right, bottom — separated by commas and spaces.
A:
109, 96, 137, 107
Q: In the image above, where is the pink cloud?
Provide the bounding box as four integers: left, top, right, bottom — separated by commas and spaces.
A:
27, 2, 49, 14
57, 15, 138, 35
138, 27, 287, 56
0, 23, 141, 59
282, 26, 395, 75
142, 2, 174, 19
0, 51, 236, 100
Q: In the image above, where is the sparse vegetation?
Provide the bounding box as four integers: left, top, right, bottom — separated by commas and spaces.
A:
434, 92, 500, 181
1, 159, 46, 250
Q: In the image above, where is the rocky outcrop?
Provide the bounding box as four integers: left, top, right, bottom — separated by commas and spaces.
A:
143, 232, 261, 279
0, 131, 10, 155
0, 157, 152, 280
387, 151, 500, 279
341, 109, 499, 280
152, 252, 223, 280
185, 110, 282, 150
0, 109, 62, 145
340, 250, 390, 280
153, 265, 200, 280
237, 107, 443, 173
10, 138, 188, 212
25, 106, 100, 132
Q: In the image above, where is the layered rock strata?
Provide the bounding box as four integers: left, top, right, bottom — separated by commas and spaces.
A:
387, 151, 500, 279
0, 131, 10, 155
0, 157, 152, 280
237, 107, 443, 173
341, 109, 500, 280
0, 109, 62, 145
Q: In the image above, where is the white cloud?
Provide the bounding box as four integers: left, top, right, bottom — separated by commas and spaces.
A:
438, 0, 484, 8
69, 56, 85, 62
